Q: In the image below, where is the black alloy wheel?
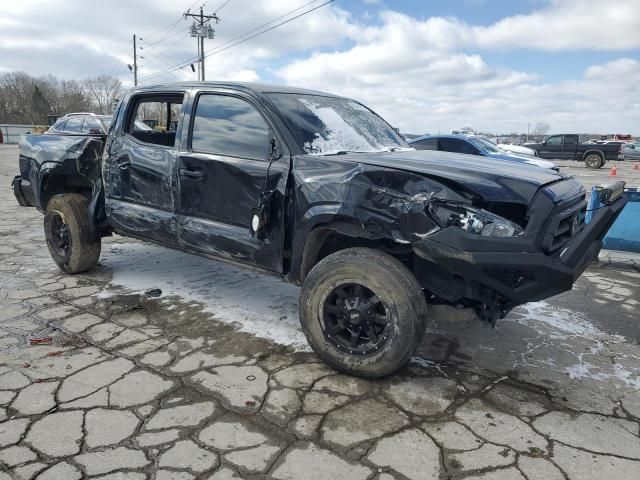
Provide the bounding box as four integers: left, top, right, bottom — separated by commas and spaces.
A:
48, 212, 71, 258
322, 282, 390, 355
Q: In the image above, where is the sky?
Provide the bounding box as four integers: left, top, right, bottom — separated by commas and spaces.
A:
0, 0, 639, 135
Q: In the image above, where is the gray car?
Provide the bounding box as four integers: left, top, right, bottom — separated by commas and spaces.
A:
620, 143, 640, 161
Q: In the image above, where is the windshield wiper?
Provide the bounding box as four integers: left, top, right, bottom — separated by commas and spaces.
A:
322, 150, 368, 156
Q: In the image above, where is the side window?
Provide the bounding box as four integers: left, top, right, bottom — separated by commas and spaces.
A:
126, 95, 184, 147
191, 94, 270, 160
563, 135, 578, 145
64, 117, 84, 133
546, 136, 562, 145
439, 138, 479, 155
52, 120, 67, 131
82, 117, 104, 134
412, 138, 437, 150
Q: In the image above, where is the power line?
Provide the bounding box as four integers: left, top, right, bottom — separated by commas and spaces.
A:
213, 0, 233, 14
204, 0, 334, 58
203, 0, 324, 57
139, 37, 189, 70
142, 16, 184, 43
138, 0, 333, 83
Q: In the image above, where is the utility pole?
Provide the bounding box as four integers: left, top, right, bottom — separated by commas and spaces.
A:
128, 34, 138, 86
185, 6, 219, 81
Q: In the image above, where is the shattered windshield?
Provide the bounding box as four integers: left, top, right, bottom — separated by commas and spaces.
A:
266, 93, 411, 155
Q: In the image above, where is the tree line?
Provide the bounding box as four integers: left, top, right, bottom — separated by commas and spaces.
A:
0, 71, 125, 125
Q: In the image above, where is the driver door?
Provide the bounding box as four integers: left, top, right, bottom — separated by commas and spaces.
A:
539, 135, 563, 159
175, 90, 290, 273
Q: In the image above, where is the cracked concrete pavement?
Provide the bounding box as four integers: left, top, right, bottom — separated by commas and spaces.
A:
1, 144, 639, 479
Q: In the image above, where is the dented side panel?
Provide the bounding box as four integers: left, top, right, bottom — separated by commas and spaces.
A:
287, 154, 469, 282
103, 132, 178, 246
17, 134, 105, 217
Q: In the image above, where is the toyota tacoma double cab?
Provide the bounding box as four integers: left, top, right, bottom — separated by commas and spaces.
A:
525, 134, 622, 169
12, 82, 627, 377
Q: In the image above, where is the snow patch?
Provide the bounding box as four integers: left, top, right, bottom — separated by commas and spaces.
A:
100, 243, 309, 351
507, 301, 617, 340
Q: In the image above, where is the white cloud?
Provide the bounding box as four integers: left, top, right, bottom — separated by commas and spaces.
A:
472, 0, 640, 51
277, 3, 640, 134
0, 0, 638, 134
0, 0, 355, 85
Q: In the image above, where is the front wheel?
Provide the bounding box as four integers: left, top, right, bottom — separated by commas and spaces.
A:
44, 194, 101, 274
584, 154, 604, 169
299, 248, 428, 378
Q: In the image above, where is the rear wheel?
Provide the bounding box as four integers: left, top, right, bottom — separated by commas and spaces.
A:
299, 247, 428, 378
44, 194, 101, 273
584, 153, 604, 169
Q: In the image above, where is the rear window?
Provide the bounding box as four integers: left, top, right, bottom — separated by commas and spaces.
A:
82, 117, 104, 134
52, 119, 67, 131
412, 138, 437, 150
64, 117, 84, 133
439, 138, 478, 155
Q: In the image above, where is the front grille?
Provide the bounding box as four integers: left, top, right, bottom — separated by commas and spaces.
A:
542, 196, 587, 254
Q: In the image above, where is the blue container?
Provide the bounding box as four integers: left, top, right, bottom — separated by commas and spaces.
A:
586, 187, 640, 253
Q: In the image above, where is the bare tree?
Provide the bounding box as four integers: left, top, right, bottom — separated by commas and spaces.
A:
82, 75, 124, 114
0, 71, 95, 124
532, 121, 551, 137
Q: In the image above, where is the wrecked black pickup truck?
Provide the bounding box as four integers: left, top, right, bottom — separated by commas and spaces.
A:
13, 82, 627, 377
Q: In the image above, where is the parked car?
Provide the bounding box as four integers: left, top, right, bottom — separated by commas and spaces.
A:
496, 142, 538, 157
13, 82, 627, 377
620, 143, 640, 161
409, 134, 558, 170
525, 134, 621, 169
47, 112, 151, 136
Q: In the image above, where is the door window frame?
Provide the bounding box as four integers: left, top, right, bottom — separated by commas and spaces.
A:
123, 92, 186, 149
187, 90, 286, 162
545, 135, 563, 146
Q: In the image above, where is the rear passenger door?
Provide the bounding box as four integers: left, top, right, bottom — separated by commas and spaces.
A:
104, 93, 185, 246
175, 90, 290, 273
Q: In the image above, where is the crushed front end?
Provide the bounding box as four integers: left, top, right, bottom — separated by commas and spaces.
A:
410, 179, 627, 323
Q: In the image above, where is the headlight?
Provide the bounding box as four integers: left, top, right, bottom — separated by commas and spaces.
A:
427, 202, 523, 237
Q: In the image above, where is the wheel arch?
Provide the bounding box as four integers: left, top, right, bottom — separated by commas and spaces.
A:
39, 166, 93, 211
582, 149, 605, 161
291, 216, 410, 285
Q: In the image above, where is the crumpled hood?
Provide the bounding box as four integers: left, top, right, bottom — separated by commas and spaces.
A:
339, 149, 569, 204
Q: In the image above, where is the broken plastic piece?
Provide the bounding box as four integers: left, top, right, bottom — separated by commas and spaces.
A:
29, 337, 53, 345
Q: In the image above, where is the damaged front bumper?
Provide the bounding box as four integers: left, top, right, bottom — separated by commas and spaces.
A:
412, 194, 627, 320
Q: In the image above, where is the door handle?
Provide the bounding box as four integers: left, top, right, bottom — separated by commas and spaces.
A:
179, 168, 206, 180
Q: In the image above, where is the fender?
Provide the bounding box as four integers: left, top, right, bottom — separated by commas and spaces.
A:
36, 139, 106, 233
